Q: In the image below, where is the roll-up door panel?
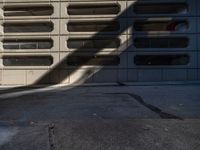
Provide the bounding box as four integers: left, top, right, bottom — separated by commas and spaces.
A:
0, 0, 199, 85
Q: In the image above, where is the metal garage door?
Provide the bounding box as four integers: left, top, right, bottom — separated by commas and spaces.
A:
0, 0, 199, 86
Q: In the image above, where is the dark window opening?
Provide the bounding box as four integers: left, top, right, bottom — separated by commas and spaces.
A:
68, 3, 120, 15
3, 39, 53, 49
134, 37, 189, 48
134, 3, 188, 14
3, 5, 53, 16
67, 38, 120, 49
4, 22, 53, 33
67, 55, 120, 66
134, 54, 190, 66
134, 20, 188, 31
67, 21, 120, 32
3, 56, 53, 66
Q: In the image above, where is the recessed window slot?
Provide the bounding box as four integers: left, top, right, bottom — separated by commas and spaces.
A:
68, 3, 120, 15
134, 20, 188, 31
134, 37, 189, 48
134, 3, 188, 14
3, 56, 53, 66
67, 38, 120, 49
3, 39, 53, 49
3, 5, 53, 17
67, 55, 120, 66
67, 21, 120, 32
3, 22, 53, 33
134, 54, 190, 66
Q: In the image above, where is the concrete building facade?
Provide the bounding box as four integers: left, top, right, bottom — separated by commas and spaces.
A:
0, 0, 200, 86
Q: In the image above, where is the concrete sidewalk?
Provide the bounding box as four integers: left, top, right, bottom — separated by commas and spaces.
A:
0, 85, 200, 149
0, 119, 200, 150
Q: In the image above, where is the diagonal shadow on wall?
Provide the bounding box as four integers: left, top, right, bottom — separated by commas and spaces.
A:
1, 0, 188, 96
0, 3, 136, 96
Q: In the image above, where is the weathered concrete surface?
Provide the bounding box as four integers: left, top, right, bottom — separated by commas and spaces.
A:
0, 86, 160, 122
0, 119, 200, 150
54, 119, 200, 150
0, 123, 49, 150
0, 85, 200, 122
0, 85, 200, 150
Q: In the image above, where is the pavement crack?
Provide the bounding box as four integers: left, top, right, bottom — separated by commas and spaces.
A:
105, 93, 183, 120
48, 123, 56, 150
